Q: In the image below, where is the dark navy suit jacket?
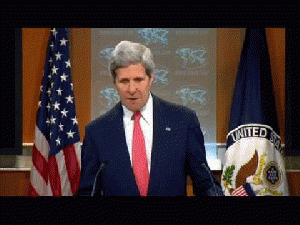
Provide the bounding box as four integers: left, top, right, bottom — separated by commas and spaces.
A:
77, 95, 223, 196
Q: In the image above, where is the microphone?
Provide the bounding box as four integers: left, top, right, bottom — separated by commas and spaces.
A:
201, 162, 222, 196
91, 160, 109, 196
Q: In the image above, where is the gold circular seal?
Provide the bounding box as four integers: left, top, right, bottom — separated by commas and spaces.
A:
263, 161, 282, 189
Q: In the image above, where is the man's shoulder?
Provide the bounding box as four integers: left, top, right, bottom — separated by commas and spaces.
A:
153, 95, 195, 116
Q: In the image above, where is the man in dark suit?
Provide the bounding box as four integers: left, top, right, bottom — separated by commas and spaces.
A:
77, 41, 223, 196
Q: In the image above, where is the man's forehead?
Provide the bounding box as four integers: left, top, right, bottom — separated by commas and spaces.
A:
116, 64, 145, 72
116, 64, 147, 78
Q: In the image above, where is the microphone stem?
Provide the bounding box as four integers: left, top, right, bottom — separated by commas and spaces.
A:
91, 161, 108, 196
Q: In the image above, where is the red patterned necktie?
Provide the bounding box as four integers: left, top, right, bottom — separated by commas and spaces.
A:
132, 111, 149, 196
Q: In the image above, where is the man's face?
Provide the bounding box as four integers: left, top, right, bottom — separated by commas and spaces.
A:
114, 63, 153, 112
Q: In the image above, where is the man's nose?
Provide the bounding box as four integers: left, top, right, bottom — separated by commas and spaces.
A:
127, 81, 137, 95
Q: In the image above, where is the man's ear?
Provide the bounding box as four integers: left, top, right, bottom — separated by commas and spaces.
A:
149, 74, 155, 85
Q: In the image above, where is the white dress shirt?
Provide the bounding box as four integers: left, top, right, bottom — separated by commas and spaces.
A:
122, 94, 153, 172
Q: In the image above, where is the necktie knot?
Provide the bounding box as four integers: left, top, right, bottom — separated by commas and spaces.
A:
133, 111, 142, 121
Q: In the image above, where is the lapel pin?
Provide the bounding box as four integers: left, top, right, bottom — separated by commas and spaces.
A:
165, 127, 171, 131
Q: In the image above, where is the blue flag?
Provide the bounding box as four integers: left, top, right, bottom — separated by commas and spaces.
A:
221, 29, 289, 196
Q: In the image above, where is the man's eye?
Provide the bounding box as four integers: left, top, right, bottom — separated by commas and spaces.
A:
135, 78, 144, 82
119, 79, 128, 83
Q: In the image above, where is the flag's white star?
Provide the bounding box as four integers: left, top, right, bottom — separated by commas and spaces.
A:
61, 108, 68, 117
50, 115, 56, 124
47, 88, 51, 97
65, 59, 71, 68
56, 136, 61, 146
53, 101, 60, 110
59, 123, 64, 131
46, 118, 51, 125
55, 51, 62, 60
51, 65, 59, 74
67, 130, 75, 139
38, 101, 41, 108
66, 95, 74, 104
56, 88, 63, 96
46, 102, 51, 111
50, 28, 57, 38
60, 73, 68, 82
50, 43, 55, 50
60, 37, 68, 46
71, 116, 78, 125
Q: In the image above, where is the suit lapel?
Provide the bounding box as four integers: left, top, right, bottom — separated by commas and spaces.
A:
148, 96, 171, 193
110, 103, 131, 164
109, 103, 140, 195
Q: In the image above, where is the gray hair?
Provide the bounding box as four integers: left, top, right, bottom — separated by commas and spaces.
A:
109, 41, 155, 82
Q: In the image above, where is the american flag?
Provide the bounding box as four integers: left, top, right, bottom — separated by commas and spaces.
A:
231, 183, 255, 196
231, 185, 248, 196
29, 28, 81, 196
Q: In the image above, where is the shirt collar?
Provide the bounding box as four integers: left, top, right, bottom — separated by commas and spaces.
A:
122, 93, 153, 124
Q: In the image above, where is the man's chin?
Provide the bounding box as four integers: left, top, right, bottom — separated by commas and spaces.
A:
123, 101, 141, 112
126, 105, 141, 112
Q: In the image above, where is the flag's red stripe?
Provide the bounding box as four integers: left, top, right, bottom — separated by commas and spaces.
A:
232, 190, 246, 196
32, 144, 48, 183
28, 183, 39, 196
231, 186, 248, 196
48, 155, 62, 196
233, 190, 246, 196
63, 144, 81, 195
